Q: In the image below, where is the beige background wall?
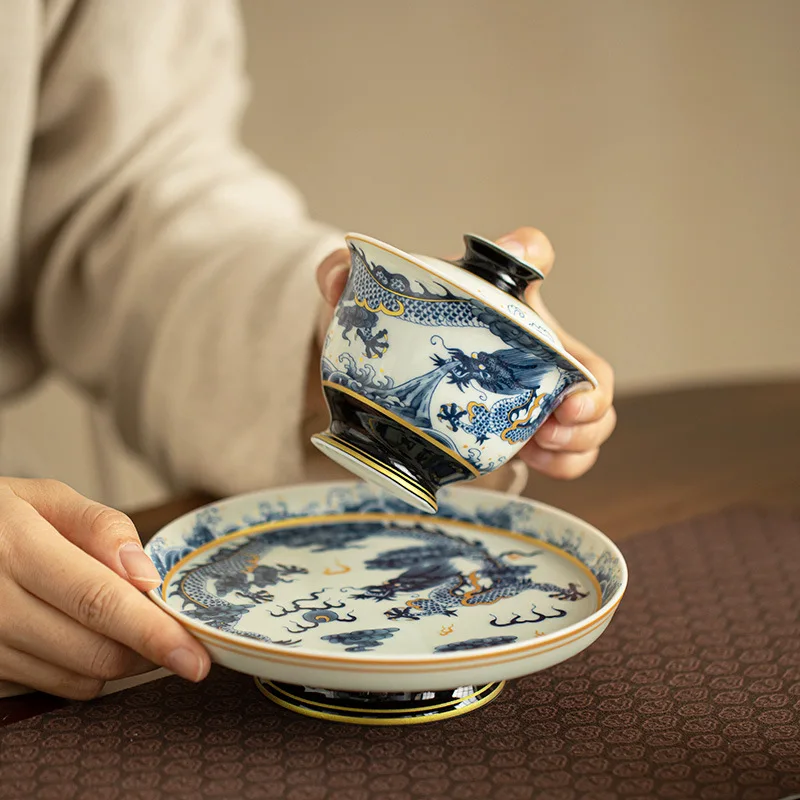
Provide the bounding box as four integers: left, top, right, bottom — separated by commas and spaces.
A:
2, 0, 798, 507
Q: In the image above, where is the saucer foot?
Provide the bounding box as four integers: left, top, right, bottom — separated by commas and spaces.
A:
254, 679, 505, 725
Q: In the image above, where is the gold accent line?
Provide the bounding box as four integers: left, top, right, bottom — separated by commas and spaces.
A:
255, 679, 505, 726
178, 573, 210, 609
313, 432, 437, 510
260, 680, 489, 714
321, 380, 481, 477
346, 233, 598, 387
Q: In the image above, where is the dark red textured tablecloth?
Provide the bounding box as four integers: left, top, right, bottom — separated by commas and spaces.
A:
1, 507, 799, 800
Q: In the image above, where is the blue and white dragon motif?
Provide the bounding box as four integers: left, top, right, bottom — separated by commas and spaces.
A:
149, 486, 624, 607
347, 528, 588, 622
325, 246, 586, 467
160, 516, 591, 646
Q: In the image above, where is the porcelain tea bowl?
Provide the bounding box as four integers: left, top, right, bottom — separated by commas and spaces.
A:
312, 232, 598, 513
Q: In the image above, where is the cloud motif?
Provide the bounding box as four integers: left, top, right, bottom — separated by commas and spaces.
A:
433, 635, 518, 653
321, 627, 400, 652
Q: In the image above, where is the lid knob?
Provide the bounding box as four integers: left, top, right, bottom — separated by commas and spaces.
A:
451, 234, 545, 303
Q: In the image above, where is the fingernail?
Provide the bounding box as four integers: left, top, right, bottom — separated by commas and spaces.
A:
496, 237, 527, 260
539, 425, 571, 449
324, 263, 350, 301
574, 393, 596, 422
521, 446, 553, 468
166, 647, 205, 682
119, 543, 161, 586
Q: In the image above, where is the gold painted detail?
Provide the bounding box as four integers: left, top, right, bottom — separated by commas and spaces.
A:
323, 559, 351, 576
466, 401, 487, 422
354, 294, 404, 317
500, 392, 545, 443
243, 554, 260, 573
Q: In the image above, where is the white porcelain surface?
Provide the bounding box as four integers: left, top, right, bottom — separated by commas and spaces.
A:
145, 482, 627, 692
315, 233, 597, 508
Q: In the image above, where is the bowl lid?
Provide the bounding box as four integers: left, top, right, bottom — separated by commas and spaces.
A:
345, 232, 598, 388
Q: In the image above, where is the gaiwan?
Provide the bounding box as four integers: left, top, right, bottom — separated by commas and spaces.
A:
312, 232, 597, 513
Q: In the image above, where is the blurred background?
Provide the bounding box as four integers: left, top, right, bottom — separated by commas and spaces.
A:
1, 0, 798, 509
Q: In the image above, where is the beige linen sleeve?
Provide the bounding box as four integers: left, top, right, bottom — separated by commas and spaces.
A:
20, 0, 344, 495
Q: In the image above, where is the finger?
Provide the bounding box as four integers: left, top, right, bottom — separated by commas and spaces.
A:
7, 479, 160, 592
0, 580, 153, 681
518, 443, 600, 480
315, 248, 351, 307
553, 340, 615, 426
1, 498, 210, 683
0, 645, 106, 701
533, 406, 617, 453
495, 226, 556, 280
490, 228, 556, 308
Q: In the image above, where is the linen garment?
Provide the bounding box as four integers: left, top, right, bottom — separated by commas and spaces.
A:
0, 0, 344, 494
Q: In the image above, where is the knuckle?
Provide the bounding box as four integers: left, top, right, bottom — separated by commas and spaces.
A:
85, 640, 129, 681
82, 504, 135, 544
69, 579, 119, 629
60, 677, 105, 701
550, 464, 575, 481
575, 421, 601, 449
0, 509, 34, 579
19, 478, 75, 509
553, 424, 573, 447
36, 478, 69, 495
551, 451, 598, 480
606, 406, 618, 436
596, 359, 615, 394
538, 423, 571, 450
135, 621, 166, 662
0, 518, 15, 565
520, 226, 555, 261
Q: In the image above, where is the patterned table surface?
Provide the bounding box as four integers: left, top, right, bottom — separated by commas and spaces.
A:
1, 506, 799, 800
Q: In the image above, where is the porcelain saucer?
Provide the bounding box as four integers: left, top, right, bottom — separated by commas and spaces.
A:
145, 481, 627, 724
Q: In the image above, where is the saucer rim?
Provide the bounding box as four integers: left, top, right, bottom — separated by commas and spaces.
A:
157, 510, 605, 662
146, 481, 627, 668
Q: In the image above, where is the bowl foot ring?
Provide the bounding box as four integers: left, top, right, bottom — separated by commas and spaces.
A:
254, 678, 505, 725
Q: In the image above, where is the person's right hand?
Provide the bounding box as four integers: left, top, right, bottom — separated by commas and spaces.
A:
0, 477, 210, 699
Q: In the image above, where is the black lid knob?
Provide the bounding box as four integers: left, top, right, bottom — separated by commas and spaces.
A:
451, 234, 544, 303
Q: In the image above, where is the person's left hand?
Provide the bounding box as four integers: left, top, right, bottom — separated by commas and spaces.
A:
314, 227, 616, 481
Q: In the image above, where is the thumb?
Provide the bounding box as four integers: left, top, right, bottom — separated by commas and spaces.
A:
316, 248, 351, 307
314, 247, 351, 348
7, 478, 162, 592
